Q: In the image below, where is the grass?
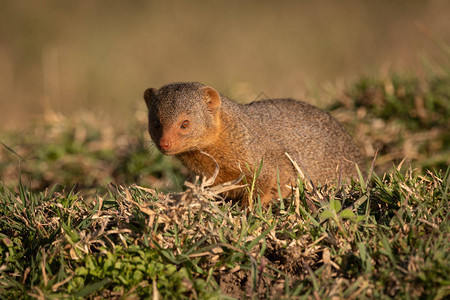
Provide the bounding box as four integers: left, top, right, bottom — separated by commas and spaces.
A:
0, 70, 449, 298
329, 70, 449, 173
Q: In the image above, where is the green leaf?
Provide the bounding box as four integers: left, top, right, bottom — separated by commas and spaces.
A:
73, 278, 110, 298
320, 210, 334, 220
330, 199, 341, 213
340, 208, 355, 219
75, 267, 89, 276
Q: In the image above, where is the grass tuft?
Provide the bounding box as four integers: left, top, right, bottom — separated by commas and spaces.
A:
0, 166, 448, 298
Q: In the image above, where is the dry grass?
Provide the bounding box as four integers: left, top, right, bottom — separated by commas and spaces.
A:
0, 164, 448, 298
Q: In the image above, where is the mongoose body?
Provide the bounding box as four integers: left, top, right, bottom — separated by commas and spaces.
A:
144, 82, 364, 206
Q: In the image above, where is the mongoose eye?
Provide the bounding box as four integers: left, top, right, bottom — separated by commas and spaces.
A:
180, 120, 190, 129
153, 120, 161, 129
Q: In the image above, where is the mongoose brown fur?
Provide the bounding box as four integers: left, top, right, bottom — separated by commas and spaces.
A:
143, 82, 365, 206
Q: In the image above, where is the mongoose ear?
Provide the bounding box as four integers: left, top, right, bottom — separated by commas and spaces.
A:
143, 88, 157, 109
201, 86, 221, 110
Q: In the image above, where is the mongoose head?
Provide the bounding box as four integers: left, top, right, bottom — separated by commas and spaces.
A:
143, 82, 222, 155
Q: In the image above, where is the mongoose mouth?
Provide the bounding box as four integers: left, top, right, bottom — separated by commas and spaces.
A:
157, 146, 182, 156
157, 143, 197, 156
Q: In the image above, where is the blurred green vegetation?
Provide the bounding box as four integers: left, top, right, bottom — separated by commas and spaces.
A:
0, 113, 186, 193
1, 71, 447, 193
329, 70, 450, 172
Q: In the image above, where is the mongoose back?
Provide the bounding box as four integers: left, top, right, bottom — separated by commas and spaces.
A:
144, 82, 365, 206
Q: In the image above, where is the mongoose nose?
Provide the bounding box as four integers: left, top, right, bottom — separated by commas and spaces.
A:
159, 140, 171, 151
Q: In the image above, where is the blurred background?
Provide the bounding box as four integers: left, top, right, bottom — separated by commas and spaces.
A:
0, 0, 449, 129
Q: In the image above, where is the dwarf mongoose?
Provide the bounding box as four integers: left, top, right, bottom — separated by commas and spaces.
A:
143, 82, 364, 206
